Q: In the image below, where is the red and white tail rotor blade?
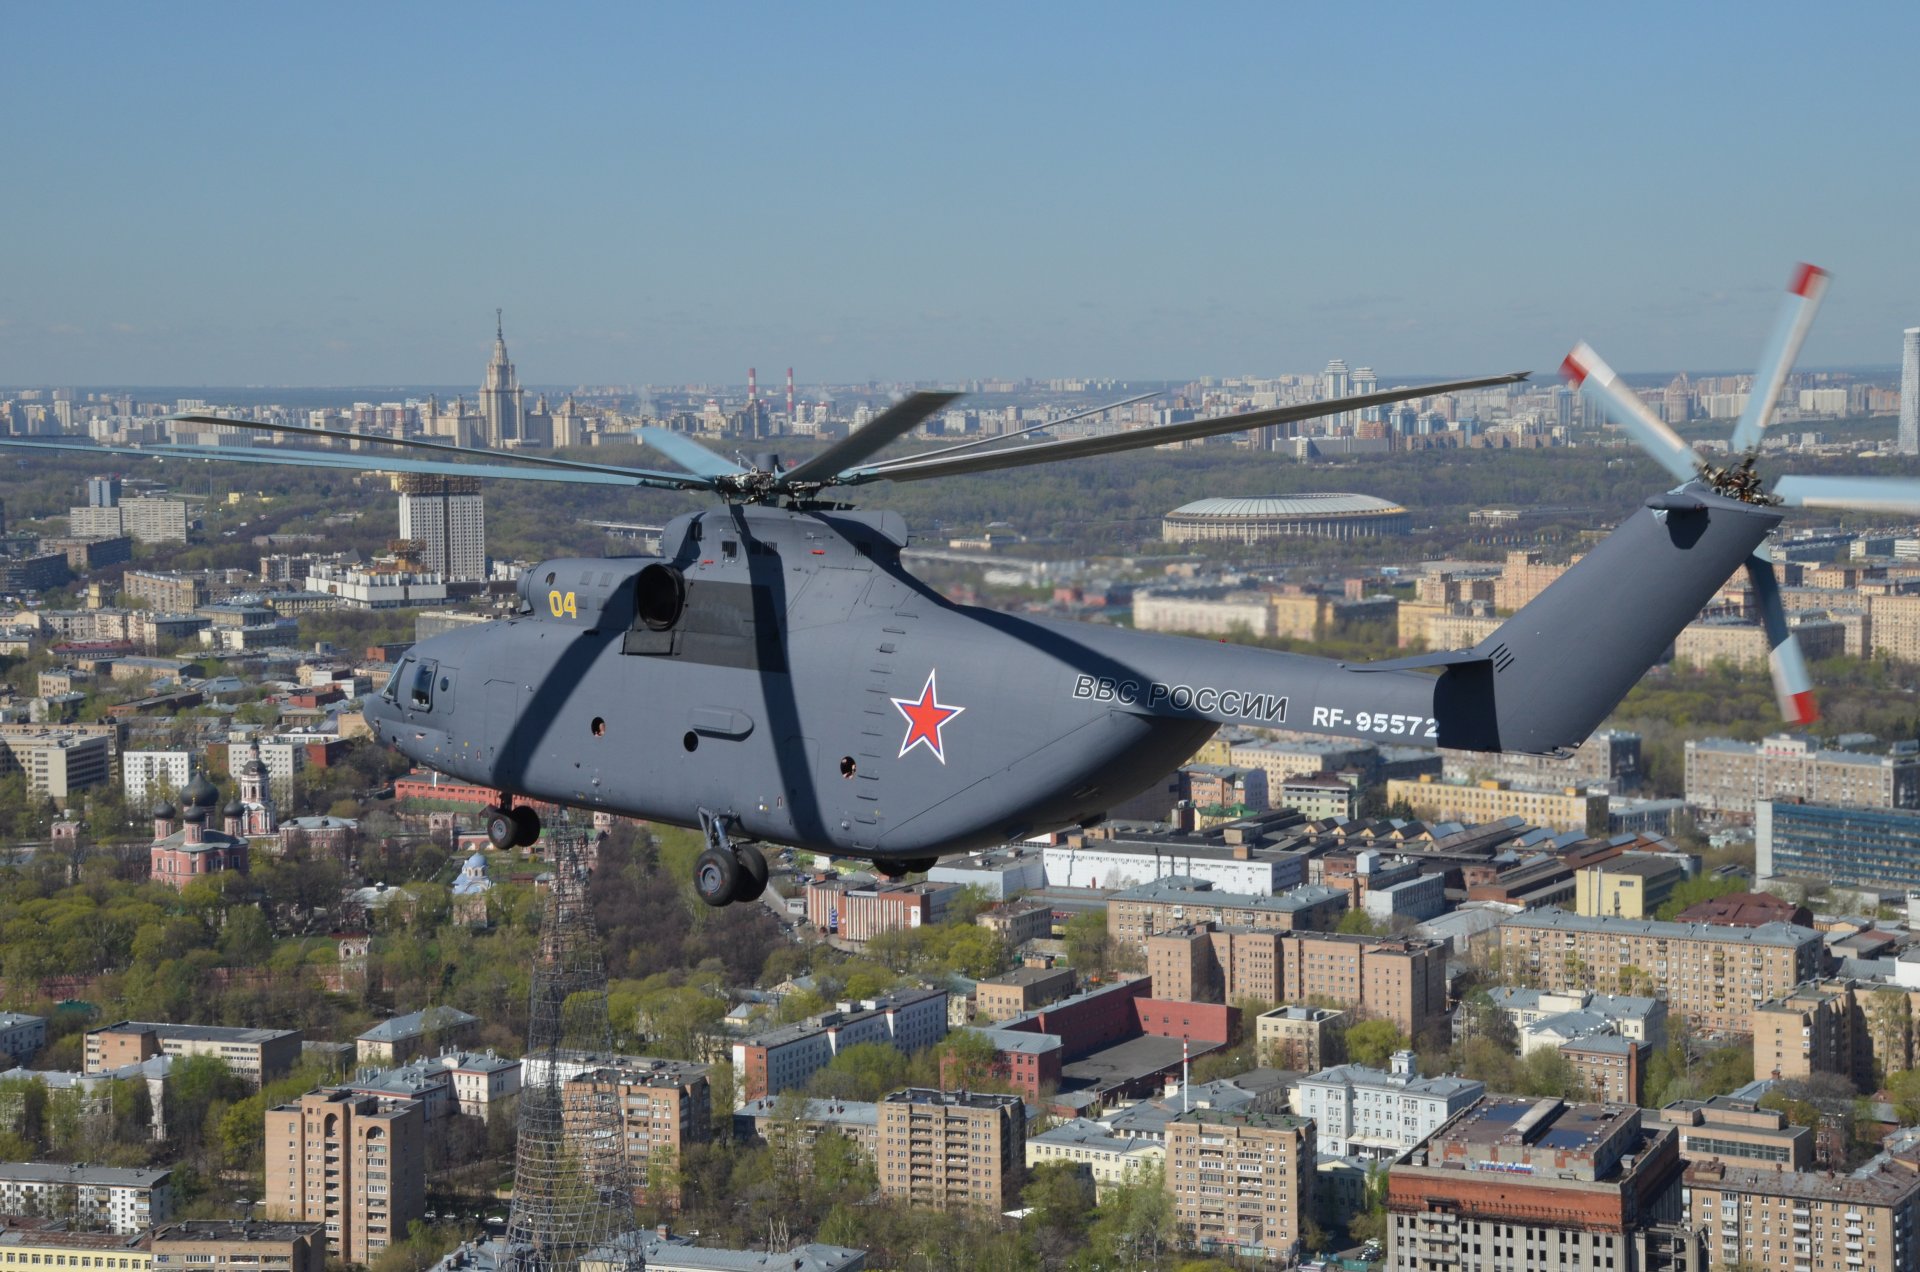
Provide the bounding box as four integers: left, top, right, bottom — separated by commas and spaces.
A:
1729, 263, 1830, 454
1745, 548, 1818, 725
1562, 342, 1701, 485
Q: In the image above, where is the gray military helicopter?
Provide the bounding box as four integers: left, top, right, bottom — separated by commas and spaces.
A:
9, 284, 1909, 907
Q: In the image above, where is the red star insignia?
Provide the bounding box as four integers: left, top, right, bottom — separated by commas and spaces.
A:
892, 669, 965, 763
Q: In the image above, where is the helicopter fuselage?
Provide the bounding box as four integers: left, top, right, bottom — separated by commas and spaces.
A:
363, 491, 1778, 866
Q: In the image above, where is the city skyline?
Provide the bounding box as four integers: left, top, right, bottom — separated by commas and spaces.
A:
4, 6, 1919, 386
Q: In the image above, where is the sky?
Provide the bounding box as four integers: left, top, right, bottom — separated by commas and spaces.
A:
4, 3, 1918, 388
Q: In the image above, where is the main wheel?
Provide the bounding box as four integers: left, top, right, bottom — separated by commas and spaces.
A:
875, 859, 910, 880
735, 845, 769, 902
694, 847, 740, 908
485, 808, 517, 851
904, 856, 938, 874
510, 805, 542, 848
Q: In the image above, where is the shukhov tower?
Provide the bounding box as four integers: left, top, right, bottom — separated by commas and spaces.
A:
501, 816, 636, 1272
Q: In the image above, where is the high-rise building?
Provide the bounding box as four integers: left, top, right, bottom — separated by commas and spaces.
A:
479, 310, 524, 447
562, 1057, 712, 1204
1684, 1150, 1920, 1272
86, 475, 121, 508
1901, 327, 1919, 457
876, 1088, 1025, 1212
397, 473, 486, 581
1321, 359, 1351, 432
264, 1088, 426, 1264
1387, 1097, 1691, 1272
1165, 1108, 1315, 1261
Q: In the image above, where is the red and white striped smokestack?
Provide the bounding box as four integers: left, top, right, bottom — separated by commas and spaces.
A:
748, 367, 758, 403
787, 367, 795, 422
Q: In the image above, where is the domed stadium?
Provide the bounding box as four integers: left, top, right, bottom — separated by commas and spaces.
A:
1161, 493, 1411, 543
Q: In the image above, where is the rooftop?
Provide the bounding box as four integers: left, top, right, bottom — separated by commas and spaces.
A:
882, 1087, 1022, 1111
90, 1020, 297, 1045
1170, 1107, 1312, 1132
1300, 1063, 1483, 1101
1500, 907, 1820, 948
1687, 1153, 1920, 1206
0, 1162, 172, 1186
150, 1222, 323, 1245
1113, 879, 1346, 912
357, 1005, 479, 1042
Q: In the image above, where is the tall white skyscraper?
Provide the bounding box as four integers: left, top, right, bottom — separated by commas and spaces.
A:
1321, 358, 1351, 433
397, 474, 486, 581
1901, 327, 1920, 457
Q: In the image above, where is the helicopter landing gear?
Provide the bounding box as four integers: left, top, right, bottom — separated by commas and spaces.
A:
694, 809, 767, 907
875, 855, 937, 880
483, 802, 542, 850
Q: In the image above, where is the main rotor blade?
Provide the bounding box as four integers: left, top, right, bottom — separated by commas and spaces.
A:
637, 427, 748, 478
858, 391, 1160, 472
834, 374, 1526, 485
1730, 263, 1830, 454
1561, 343, 1701, 485
0, 437, 709, 490
1771, 474, 1920, 515
169, 413, 677, 483
776, 390, 962, 487
1746, 547, 1818, 725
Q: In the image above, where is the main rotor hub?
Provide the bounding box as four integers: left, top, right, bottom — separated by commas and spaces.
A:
1698, 453, 1781, 507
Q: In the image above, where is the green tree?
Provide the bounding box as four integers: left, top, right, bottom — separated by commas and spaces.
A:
1346, 1019, 1408, 1070
1337, 908, 1386, 936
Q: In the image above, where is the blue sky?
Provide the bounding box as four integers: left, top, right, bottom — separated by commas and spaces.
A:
4, 3, 1917, 386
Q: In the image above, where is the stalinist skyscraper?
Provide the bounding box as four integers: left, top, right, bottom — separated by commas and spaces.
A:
480, 309, 525, 447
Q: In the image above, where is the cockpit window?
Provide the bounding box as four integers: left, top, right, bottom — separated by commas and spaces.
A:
382, 661, 406, 701
410, 660, 437, 711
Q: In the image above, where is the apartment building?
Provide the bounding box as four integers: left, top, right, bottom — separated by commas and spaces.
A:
1386, 1097, 1688, 1272
149, 1222, 325, 1272
564, 1058, 710, 1203
876, 1088, 1025, 1212
264, 1088, 425, 1264
1685, 733, 1920, 820
1278, 930, 1451, 1040
1146, 923, 1287, 1005
123, 751, 192, 805
975, 967, 1076, 1022
1289, 1051, 1482, 1160
1750, 979, 1920, 1093
1255, 1005, 1347, 1071
1683, 1152, 1920, 1272
732, 989, 948, 1102
124, 570, 210, 613
1107, 879, 1348, 947
0, 1165, 175, 1234
1165, 1109, 1315, 1262
1477, 987, 1666, 1049
86, 1022, 301, 1087
1496, 910, 1823, 1034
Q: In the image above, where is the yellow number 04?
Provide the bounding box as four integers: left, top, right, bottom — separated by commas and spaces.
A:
548, 590, 578, 618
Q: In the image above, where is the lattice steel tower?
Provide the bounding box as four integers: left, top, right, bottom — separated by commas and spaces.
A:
502, 815, 637, 1272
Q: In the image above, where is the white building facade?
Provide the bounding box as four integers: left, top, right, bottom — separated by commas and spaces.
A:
1289, 1052, 1483, 1160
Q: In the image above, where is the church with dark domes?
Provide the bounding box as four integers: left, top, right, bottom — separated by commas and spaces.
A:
149, 742, 278, 890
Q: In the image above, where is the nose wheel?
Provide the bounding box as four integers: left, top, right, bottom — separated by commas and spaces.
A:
694, 809, 768, 907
